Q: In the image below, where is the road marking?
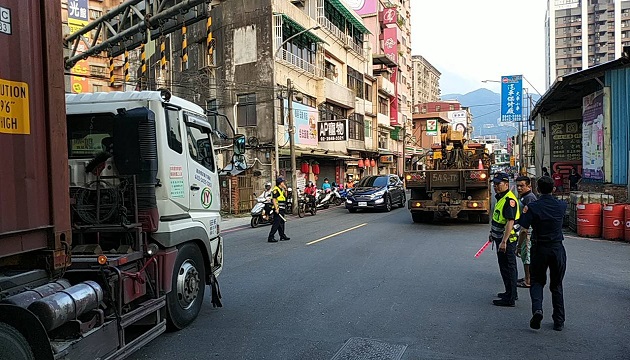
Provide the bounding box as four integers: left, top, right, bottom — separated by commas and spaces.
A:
306, 223, 367, 246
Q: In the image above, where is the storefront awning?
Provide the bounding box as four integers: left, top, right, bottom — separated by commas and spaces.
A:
280, 14, 327, 44
327, 0, 371, 35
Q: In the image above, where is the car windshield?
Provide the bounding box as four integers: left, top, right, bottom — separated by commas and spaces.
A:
356, 176, 388, 188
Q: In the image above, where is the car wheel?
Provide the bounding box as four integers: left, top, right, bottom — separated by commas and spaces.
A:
398, 193, 406, 208
384, 195, 392, 212
166, 243, 206, 330
348, 208, 357, 213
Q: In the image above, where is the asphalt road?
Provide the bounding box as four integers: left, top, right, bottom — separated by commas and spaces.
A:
131, 204, 630, 360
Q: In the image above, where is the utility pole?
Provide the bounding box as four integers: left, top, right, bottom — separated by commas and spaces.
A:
287, 78, 298, 208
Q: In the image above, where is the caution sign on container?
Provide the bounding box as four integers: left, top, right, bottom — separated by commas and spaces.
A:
0, 78, 29, 134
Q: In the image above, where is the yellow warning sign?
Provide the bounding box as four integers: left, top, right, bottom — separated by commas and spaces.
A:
0, 78, 29, 134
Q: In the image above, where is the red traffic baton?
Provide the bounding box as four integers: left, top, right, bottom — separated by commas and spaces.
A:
474, 240, 492, 258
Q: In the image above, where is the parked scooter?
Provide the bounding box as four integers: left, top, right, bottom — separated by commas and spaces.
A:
316, 189, 332, 209
330, 186, 343, 206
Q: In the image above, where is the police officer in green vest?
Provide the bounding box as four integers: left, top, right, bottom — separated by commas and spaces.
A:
267, 177, 291, 243
490, 172, 520, 306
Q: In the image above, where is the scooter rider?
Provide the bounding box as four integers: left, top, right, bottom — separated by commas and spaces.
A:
304, 181, 317, 208
262, 182, 273, 220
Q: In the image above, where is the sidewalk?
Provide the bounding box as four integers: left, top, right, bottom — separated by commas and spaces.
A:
220, 214, 252, 231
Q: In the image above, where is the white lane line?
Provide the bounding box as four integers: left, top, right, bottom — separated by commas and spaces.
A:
306, 223, 368, 246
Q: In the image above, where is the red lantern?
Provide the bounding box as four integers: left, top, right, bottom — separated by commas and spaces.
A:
364, 158, 370, 168
358, 159, 364, 168
370, 159, 376, 167
301, 162, 309, 174
312, 163, 320, 175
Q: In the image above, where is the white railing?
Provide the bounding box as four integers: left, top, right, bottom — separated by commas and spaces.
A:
318, 15, 365, 58
276, 48, 322, 77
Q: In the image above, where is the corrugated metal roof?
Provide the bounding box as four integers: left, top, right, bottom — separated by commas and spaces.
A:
606, 68, 630, 185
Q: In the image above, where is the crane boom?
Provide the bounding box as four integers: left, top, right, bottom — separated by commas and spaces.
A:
64, 0, 208, 69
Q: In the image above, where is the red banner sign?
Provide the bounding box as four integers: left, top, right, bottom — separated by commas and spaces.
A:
380, 7, 397, 25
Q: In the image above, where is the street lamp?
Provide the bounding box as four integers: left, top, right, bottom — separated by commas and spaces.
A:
273, 24, 321, 207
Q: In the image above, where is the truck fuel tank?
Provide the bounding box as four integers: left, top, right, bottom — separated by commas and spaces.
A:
2, 279, 71, 308
27, 280, 103, 332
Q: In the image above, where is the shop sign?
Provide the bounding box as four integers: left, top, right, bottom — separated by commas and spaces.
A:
380, 155, 394, 163
318, 120, 347, 142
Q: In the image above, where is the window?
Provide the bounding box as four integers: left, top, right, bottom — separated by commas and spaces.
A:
348, 113, 365, 141
165, 107, 183, 153
66, 113, 115, 159
365, 83, 373, 102
435, 105, 441, 111
325, 61, 337, 81
449, 104, 455, 111
378, 132, 388, 149
319, 102, 347, 120
237, 94, 257, 127
364, 118, 372, 138
347, 66, 364, 99
89, 9, 103, 20
92, 84, 102, 93
378, 97, 388, 116
185, 120, 215, 172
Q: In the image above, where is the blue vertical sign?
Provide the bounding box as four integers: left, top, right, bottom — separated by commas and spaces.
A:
500, 75, 523, 122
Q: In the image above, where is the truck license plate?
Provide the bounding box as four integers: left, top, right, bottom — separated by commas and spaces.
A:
358, 202, 367, 207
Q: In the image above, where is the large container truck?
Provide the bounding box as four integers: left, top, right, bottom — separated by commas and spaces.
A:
0, 1, 241, 359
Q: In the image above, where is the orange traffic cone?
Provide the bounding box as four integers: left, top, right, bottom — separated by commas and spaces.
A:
478, 159, 484, 170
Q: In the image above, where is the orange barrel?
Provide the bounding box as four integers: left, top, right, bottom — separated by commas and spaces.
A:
602, 204, 625, 241
625, 205, 630, 243
577, 203, 602, 238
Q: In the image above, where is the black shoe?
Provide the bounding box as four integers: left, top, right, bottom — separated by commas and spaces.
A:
497, 292, 518, 301
530, 310, 543, 329
268, 238, 278, 243
280, 236, 291, 241
553, 322, 564, 331
492, 299, 515, 307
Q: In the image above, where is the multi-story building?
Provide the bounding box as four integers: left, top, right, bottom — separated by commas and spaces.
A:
351, 0, 413, 174
154, 0, 377, 205
61, 0, 135, 94
545, 0, 630, 88
411, 55, 441, 105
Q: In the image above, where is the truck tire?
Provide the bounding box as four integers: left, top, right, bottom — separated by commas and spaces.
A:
479, 214, 490, 224
411, 212, 424, 223
0, 323, 35, 360
166, 243, 206, 330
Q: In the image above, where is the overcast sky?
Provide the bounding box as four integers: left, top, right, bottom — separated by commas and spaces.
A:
410, 0, 548, 96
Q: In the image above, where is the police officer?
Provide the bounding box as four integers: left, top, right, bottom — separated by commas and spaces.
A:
267, 177, 291, 243
490, 172, 520, 307
517, 176, 567, 331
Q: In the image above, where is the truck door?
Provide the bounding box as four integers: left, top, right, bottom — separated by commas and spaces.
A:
163, 105, 190, 213
183, 112, 220, 238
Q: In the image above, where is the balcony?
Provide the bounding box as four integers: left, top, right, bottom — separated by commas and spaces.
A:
324, 78, 355, 109
276, 49, 322, 78
377, 75, 395, 98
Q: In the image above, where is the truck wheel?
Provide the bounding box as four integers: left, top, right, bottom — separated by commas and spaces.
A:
0, 323, 35, 360
479, 214, 490, 224
167, 243, 206, 330
411, 212, 424, 223
250, 216, 260, 228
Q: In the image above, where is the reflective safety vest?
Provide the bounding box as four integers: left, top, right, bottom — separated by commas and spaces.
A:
273, 186, 286, 203
492, 190, 520, 242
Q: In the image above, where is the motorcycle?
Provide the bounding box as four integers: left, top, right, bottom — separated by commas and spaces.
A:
297, 190, 317, 218
316, 189, 332, 209
250, 193, 274, 228
330, 186, 343, 206
285, 187, 294, 215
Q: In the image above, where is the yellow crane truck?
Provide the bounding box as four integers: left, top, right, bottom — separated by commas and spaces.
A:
405, 125, 492, 223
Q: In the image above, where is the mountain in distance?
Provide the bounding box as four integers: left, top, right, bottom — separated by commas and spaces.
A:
441, 88, 541, 140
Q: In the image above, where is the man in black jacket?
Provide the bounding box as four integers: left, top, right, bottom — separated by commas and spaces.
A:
518, 176, 567, 331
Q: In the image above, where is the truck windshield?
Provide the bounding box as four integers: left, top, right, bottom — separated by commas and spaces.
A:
67, 113, 115, 159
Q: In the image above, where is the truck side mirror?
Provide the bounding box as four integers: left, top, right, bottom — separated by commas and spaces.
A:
234, 134, 246, 155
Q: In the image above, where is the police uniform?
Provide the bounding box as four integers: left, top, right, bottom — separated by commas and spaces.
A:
268, 178, 290, 242
490, 174, 520, 306
518, 193, 567, 330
